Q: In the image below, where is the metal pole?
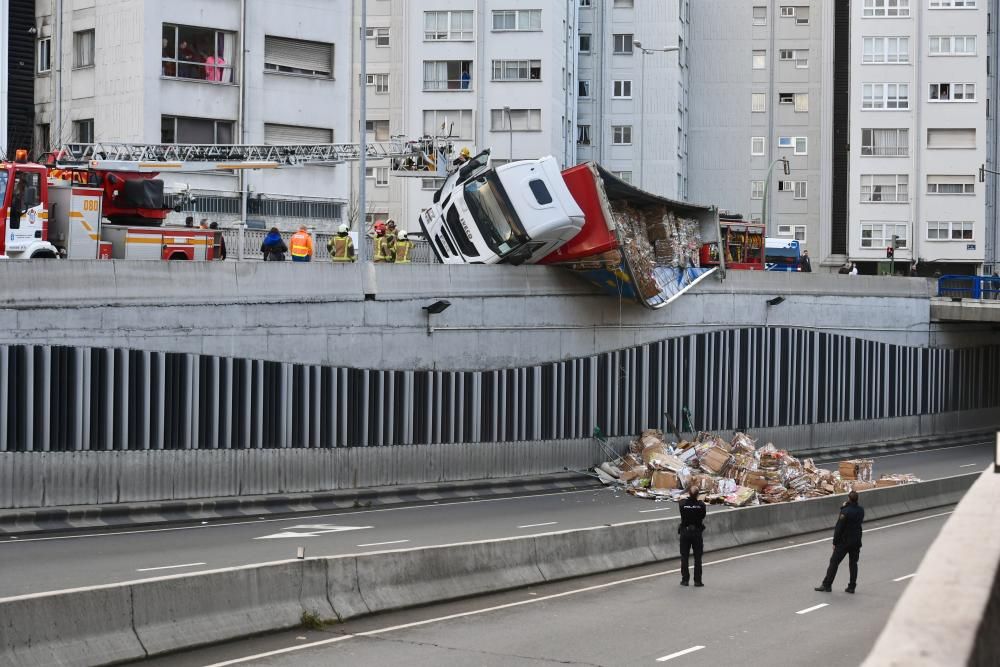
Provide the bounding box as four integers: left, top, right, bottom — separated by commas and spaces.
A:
359, 0, 368, 258
638, 51, 645, 190
504, 106, 512, 162
762, 156, 786, 237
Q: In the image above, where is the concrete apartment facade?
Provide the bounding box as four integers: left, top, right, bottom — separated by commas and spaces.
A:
32, 0, 352, 228
688, 0, 834, 263
848, 0, 987, 274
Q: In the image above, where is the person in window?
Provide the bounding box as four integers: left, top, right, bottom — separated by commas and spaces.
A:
162, 37, 176, 77
178, 40, 200, 79
460, 68, 471, 89
205, 38, 227, 82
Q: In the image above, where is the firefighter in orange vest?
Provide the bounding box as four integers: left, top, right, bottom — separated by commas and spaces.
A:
289, 225, 314, 262
394, 229, 413, 263
328, 224, 356, 262
372, 221, 388, 262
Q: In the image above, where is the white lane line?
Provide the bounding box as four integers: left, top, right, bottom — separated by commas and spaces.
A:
200, 511, 952, 667
0, 489, 599, 545
135, 562, 206, 573
959, 463, 979, 468
656, 646, 706, 662
796, 603, 829, 615
639, 508, 674, 513
893, 573, 916, 582
356, 540, 409, 548
517, 522, 558, 529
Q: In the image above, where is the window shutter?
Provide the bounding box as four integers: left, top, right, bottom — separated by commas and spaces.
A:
264, 36, 333, 75
264, 123, 333, 144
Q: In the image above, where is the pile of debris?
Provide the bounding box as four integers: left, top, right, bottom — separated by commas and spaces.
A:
594, 430, 920, 507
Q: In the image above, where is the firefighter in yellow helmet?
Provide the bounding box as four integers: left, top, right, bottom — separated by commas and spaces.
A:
394, 229, 414, 264
453, 146, 471, 167
328, 223, 355, 262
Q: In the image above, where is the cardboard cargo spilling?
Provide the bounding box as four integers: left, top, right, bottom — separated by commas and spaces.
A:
595, 430, 921, 507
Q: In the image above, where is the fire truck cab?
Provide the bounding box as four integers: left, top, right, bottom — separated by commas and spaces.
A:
0, 154, 59, 259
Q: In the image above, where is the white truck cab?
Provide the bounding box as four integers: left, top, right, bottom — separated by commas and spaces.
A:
420, 153, 584, 265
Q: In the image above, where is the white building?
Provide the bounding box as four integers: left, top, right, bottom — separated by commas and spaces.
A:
32, 0, 353, 229
849, 0, 987, 274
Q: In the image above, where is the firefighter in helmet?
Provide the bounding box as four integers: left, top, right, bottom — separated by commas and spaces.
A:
394, 229, 414, 264
328, 223, 355, 262
372, 221, 388, 262
453, 147, 471, 167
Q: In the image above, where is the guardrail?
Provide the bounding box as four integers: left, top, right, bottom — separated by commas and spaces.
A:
937, 274, 1000, 300
221, 228, 438, 263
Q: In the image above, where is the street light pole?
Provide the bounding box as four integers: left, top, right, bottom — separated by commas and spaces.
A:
503, 105, 513, 162
762, 156, 789, 237
633, 42, 679, 192
359, 0, 368, 259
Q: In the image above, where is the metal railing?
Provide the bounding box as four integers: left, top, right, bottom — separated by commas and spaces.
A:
222, 228, 438, 263
937, 275, 1000, 300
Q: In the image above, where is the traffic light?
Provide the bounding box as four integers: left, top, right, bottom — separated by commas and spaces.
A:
886, 246, 894, 259
892, 234, 901, 249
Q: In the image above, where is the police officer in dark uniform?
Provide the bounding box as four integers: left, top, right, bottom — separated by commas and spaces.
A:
678, 486, 707, 587
815, 490, 865, 593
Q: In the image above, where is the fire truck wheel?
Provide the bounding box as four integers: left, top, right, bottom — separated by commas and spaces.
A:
167, 253, 190, 260
29, 250, 58, 259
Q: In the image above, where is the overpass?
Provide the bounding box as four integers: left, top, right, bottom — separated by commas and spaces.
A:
932, 274, 1000, 324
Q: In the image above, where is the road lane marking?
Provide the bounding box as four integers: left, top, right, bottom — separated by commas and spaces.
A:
135, 562, 206, 572
796, 603, 829, 615
255, 525, 372, 540
893, 573, 916, 582
199, 511, 952, 667
656, 646, 705, 662
357, 540, 409, 548
959, 464, 979, 468
639, 508, 674, 513
518, 522, 558, 529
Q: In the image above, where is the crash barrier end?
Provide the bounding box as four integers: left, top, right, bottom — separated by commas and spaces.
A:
0, 473, 976, 665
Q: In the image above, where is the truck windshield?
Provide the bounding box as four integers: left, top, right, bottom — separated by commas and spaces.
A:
462, 173, 526, 257
0, 171, 7, 208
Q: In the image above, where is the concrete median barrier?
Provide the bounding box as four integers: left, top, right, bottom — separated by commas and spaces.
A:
0, 473, 978, 666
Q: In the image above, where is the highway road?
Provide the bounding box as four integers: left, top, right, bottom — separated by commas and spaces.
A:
0, 442, 988, 599
137, 506, 953, 667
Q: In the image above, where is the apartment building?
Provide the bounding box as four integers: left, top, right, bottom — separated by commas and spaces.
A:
2, 0, 36, 156
576, 0, 688, 198
354, 1, 578, 230
688, 1, 835, 262
32, 0, 352, 229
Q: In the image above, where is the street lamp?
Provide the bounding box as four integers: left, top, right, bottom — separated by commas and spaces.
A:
359, 0, 368, 259
761, 156, 790, 237
633, 42, 679, 191
422, 300, 451, 335
503, 106, 513, 163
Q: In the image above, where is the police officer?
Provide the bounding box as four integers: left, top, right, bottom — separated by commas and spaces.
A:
815, 490, 864, 594
678, 486, 707, 587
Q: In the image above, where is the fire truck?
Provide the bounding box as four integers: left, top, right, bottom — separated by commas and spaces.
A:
0, 138, 452, 260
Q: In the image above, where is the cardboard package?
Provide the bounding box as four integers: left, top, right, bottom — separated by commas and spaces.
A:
700, 446, 732, 474
651, 470, 680, 490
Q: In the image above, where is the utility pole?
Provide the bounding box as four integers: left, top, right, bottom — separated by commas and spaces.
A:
762, 156, 789, 237
359, 0, 368, 259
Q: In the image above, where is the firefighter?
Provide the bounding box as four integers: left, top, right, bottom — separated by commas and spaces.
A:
372, 221, 388, 262
328, 224, 356, 262
453, 147, 471, 167
394, 230, 414, 264
384, 219, 398, 263
289, 225, 314, 262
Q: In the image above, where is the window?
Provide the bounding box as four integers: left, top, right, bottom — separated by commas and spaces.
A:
262, 33, 332, 78
161, 116, 234, 144
264, 124, 332, 144
74, 119, 94, 143
422, 177, 446, 190
424, 10, 474, 41
366, 166, 389, 187
779, 92, 794, 105
612, 80, 633, 98
366, 119, 391, 141
780, 6, 810, 23
490, 108, 542, 131
793, 180, 808, 199
927, 221, 974, 240
424, 61, 474, 90
751, 136, 766, 155
862, 83, 909, 109
778, 224, 808, 241
752, 93, 766, 112
614, 0, 634, 6
794, 93, 809, 112
580, 0, 592, 6
927, 128, 976, 148
579, 33, 592, 53
613, 170, 632, 183
367, 73, 389, 94
493, 60, 541, 81
73, 29, 94, 68
752, 50, 766, 69
613, 34, 634, 54
929, 0, 977, 7
927, 175, 975, 194
578, 80, 591, 97
860, 174, 909, 202
751, 180, 765, 199
36, 123, 50, 154
163, 25, 238, 81
781, 6, 796, 17
577, 124, 592, 145
863, 0, 910, 17
929, 35, 976, 55
424, 109, 473, 139
753, 6, 767, 25
861, 222, 908, 248
366, 27, 390, 47
492, 9, 542, 31
37, 38, 52, 73
778, 136, 808, 154
929, 83, 976, 101
611, 125, 632, 144
863, 36, 909, 63
861, 128, 909, 156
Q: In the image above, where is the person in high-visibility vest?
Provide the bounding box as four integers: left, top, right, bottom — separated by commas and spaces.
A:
383, 220, 398, 264
394, 229, 413, 263
328, 223, 356, 262
372, 221, 388, 262
289, 225, 314, 262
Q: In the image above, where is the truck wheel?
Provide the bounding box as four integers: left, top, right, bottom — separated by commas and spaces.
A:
29, 250, 59, 259
167, 253, 190, 260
